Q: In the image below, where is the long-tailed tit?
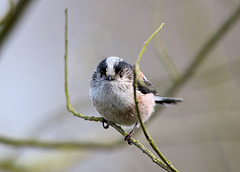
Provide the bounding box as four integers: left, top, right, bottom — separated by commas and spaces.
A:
90, 56, 183, 143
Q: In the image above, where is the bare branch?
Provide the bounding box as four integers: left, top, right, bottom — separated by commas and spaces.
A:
167, 3, 240, 96
134, 24, 178, 172
0, 135, 121, 150
0, 0, 14, 26
0, 0, 32, 51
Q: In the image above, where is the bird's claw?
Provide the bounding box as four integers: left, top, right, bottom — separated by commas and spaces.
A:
102, 118, 109, 129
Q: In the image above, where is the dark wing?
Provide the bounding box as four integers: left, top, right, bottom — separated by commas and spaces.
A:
137, 72, 157, 95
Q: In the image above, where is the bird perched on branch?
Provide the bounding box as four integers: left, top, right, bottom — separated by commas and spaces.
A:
90, 56, 183, 143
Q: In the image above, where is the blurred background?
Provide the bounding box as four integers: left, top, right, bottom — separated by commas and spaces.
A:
0, 0, 240, 172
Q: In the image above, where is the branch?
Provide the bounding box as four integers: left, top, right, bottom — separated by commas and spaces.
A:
166, 3, 240, 96
0, 0, 14, 26
64, 9, 103, 123
0, 0, 32, 51
146, 3, 240, 123
0, 135, 120, 150
152, 34, 182, 82
134, 24, 178, 172
107, 122, 173, 171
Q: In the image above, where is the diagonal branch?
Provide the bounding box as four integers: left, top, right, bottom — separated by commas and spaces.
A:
0, 0, 32, 51
0, 0, 14, 26
151, 3, 240, 120
134, 24, 178, 172
166, 3, 240, 96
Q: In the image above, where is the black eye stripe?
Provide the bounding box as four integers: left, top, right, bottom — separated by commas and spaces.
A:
97, 58, 132, 78
114, 61, 132, 74
97, 58, 107, 75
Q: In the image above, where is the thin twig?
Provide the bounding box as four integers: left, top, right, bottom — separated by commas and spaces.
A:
151, 0, 181, 82
153, 34, 181, 82
134, 24, 178, 172
108, 122, 172, 171
64, 9, 103, 122
0, 135, 120, 150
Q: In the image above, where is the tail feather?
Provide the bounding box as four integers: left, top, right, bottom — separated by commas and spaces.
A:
155, 96, 183, 105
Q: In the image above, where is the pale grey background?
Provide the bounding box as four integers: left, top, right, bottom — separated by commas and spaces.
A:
0, 0, 240, 172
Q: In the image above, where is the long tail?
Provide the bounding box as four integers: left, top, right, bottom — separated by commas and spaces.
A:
155, 96, 183, 105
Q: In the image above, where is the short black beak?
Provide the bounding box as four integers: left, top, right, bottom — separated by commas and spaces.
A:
106, 76, 114, 81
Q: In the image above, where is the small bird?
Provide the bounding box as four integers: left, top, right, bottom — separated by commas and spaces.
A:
90, 56, 183, 143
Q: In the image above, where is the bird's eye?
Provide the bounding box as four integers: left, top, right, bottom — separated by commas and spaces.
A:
99, 70, 103, 78
119, 72, 123, 78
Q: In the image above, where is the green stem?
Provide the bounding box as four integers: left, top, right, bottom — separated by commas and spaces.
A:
153, 34, 182, 82
133, 69, 177, 172
64, 9, 103, 122
0, 135, 119, 150
134, 25, 178, 172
